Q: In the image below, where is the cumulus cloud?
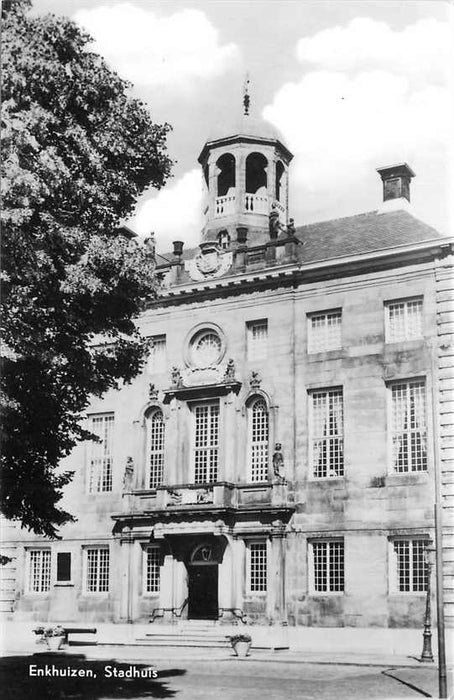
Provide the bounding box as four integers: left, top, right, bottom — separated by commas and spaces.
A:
74, 3, 240, 87
130, 170, 205, 252
296, 17, 450, 84
264, 18, 452, 229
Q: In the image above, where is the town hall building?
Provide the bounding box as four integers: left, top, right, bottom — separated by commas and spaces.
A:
2, 106, 453, 645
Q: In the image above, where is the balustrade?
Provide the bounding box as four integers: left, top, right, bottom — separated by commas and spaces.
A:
244, 193, 269, 214
215, 194, 236, 217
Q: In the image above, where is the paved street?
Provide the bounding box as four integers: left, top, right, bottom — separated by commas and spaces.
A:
0, 651, 448, 700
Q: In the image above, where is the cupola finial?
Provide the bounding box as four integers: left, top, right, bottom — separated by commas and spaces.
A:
243, 73, 250, 116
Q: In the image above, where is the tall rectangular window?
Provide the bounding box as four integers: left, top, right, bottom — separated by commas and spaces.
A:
144, 547, 161, 594
85, 547, 109, 593
148, 335, 166, 373
311, 540, 344, 593
247, 320, 268, 360
88, 413, 114, 493
249, 398, 269, 482
193, 402, 219, 483
147, 409, 165, 488
27, 550, 51, 593
308, 310, 342, 353
391, 539, 428, 592
390, 380, 427, 472
385, 298, 423, 342
248, 542, 267, 593
310, 388, 344, 478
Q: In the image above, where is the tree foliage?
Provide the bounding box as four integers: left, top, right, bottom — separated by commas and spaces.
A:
1, 0, 173, 537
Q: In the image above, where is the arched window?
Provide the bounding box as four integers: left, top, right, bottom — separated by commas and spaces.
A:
147, 409, 165, 488
248, 397, 269, 482
275, 161, 285, 202
246, 153, 268, 194
216, 153, 236, 196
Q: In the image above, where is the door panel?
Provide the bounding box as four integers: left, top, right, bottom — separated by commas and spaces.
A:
188, 565, 218, 620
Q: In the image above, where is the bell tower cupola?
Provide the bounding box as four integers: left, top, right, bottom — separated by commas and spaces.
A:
198, 84, 293, 246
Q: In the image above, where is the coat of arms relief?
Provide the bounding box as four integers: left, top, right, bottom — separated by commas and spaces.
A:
185, 241, 232, 281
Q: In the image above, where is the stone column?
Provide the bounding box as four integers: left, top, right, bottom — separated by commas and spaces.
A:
164, 397, 179, 484
269, 521, 287, 624
118, 528, 134, 623
222, 392, 236, 482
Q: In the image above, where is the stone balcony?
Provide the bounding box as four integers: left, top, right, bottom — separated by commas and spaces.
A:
129, 481, 292, 514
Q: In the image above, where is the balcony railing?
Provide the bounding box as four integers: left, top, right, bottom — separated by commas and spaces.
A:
215, 195, 236, 217
244, 193, 268, 214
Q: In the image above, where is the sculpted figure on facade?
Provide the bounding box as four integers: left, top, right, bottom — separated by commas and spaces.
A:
171, 366, 184, 388
122, 457, 134, 491
273, 443, 286, 484
223, 358, 236, 383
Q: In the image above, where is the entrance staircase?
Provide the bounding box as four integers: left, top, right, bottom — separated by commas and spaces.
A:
136, 621, 232, 649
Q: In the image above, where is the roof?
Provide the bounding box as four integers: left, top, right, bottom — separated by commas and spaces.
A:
156, 209, 445, 270
294, 209, 444, 263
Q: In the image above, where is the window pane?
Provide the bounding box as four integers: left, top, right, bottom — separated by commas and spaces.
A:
145, 548, 161, 593
148, 335, 166, 373
386, 299, 422, 342
393, 539, 428, 592
250, 542, 267, 592
250, 399, 269, 482
86, 548, 109, 593
391, 381, 426, 473
194, 403, 219, 483
247, 320, 268, 360
308, 311, 341, 353
312, 541, 344, 593
29, 550, 51, 593
88, 414, 114, 492
311, 389, 344, 477
148, 410, 165, 488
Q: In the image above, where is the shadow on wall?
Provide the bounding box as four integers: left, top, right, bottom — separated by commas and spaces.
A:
0, 655, 185, 700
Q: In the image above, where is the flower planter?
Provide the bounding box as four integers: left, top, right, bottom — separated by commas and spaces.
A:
47, 636, 64, 651
233, 640, 251, 658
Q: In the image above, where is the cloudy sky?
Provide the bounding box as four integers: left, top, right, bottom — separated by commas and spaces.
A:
32, 0, 453, 252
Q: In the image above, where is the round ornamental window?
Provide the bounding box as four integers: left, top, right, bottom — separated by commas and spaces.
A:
191, 331, 222, 368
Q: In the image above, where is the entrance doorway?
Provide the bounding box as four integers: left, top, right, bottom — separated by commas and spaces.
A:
187, 543, 219, 620
188, 565, 218, 619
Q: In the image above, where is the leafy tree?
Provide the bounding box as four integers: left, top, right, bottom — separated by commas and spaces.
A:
1, 0, 172, 537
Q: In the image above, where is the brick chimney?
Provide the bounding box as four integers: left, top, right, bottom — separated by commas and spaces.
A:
376, 163, 415, 214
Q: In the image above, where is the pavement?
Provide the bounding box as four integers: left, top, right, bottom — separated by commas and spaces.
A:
1, 640, 452, 699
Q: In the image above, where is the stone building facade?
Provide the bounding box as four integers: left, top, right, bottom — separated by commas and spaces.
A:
3, 114, 453, 634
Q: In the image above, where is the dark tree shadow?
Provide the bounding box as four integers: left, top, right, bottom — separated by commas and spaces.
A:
0, 654, 186, 700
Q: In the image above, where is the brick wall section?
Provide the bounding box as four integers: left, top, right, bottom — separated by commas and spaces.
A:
435, 253, 454, 627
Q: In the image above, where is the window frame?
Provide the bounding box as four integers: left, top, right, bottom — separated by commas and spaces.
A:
82, 546, 110, 595
190, 400, 220, 484
246, 319, 268, 361
389, 537, 430, 595
142, 545, 162, 596
384, 297, 423, 343
86, 412, 115, 494
25, 548, 52, 595
307, 309, 342, 354
146, 407, 165, 489
387, 378, 427, 474
308, 539, 345, 595
247, 396, 270, 483
246, 540, 268, 595
148, 334, 167, 374
308, 387, 344, 479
